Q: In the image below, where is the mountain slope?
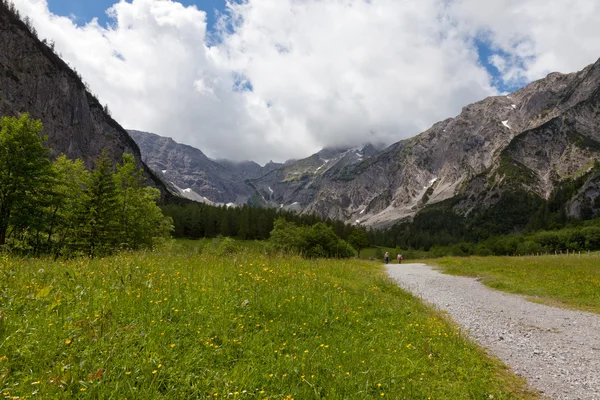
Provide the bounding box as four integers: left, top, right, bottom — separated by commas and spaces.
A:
278, 58, 600, 227
0, 3, 173, 198
247, 144, 379, 212
129, 130, 284, 203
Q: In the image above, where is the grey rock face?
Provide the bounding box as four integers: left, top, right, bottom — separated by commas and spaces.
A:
298, 58, 600, 227
248, 145, 379, 212
129, 130, 283, 204
0, 5, 172, 198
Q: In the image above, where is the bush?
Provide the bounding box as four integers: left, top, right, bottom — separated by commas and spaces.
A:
269, 218, 355, 258
205, 236, 239, 256
516, 240, 543, 256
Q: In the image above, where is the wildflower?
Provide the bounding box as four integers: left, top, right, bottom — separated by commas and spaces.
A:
152, 370, 158, 374
65, 339, 72, 345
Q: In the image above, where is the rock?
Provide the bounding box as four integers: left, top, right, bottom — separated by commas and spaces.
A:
0, 4, 174, 199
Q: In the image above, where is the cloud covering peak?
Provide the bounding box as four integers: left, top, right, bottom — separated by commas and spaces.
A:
12, 0, 600, 163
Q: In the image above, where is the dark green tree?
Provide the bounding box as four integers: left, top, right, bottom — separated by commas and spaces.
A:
114, 154, 173, 249
0, 114, 53, 246
46, 155, 90, 254
83, 151, 119, 255
348, 229, 369, 257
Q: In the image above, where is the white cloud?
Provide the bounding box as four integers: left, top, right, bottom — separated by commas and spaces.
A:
10, 0, 600, 163
451, 0, 600, 87
217, 0, 495, 151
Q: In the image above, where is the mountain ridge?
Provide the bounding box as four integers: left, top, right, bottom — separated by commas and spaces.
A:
131, 57, 600, 229
0, 2, 174, 199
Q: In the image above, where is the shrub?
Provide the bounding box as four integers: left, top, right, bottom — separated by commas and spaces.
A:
269, 218, 355, 258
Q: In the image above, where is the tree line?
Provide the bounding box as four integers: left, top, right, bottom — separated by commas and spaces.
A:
162, 201, 361, 242
369, 170, 600, 256
162, 197, 370, 258
0, 114, 172, 257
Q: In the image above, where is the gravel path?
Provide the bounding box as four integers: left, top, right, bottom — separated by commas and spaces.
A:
386, 263, 600, 400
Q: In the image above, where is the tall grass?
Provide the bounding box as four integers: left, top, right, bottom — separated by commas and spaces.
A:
430, 255, 600, 314
0, 242, 536, 398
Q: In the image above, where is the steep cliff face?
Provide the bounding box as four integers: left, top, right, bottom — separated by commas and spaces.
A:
0, 3, 172, 197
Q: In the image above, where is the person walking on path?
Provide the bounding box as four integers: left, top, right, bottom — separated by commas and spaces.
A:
397, 253, 403, 264
384, 252, 389, 264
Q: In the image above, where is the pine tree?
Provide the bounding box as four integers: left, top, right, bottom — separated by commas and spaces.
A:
0, 114, 53, 246
83, 151, 119, 256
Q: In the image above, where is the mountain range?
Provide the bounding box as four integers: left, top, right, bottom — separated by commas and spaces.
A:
2, 0, 600, 232
131, 57, 600, 228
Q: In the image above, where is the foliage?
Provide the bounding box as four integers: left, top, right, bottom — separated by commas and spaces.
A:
0, 114, 53, 246
83, 151, 120, 255
348, 229, 369, 257
0, 243, 536, 398
431, 255, 600, 313
0, 115, 172, 256
162, 201, 356, 242
46, 155, 90, 253
113, 154, 173, 251
269, 218, 356, 258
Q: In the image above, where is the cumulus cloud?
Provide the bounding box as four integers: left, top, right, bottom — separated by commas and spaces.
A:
451, 0, 600, 87
10, 0, 600, 163
217, 0, 495, 151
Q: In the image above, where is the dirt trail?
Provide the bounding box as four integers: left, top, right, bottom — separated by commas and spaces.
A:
386, 263, 600, 400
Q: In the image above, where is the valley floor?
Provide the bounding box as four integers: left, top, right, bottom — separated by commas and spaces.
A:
387, 263, 600, 400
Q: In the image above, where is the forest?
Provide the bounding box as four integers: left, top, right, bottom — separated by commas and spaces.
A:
0, 114, 172, 257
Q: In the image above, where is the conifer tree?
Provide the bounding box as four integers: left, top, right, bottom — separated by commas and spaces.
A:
83, 151, 119, 255
0, 114, 53, 246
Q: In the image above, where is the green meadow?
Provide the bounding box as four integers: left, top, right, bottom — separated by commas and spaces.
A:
0, 241, 537, 399
430, 255, 600, 314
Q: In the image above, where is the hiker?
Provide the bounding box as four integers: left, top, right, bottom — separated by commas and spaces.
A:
397, 253, 403, 264
384, 252, 389, 264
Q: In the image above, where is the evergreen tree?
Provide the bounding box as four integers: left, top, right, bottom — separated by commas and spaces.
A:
0, 114, 53, 246
114, 154, 173, 249
45, 155, 90, 255
83, 151, 119, 255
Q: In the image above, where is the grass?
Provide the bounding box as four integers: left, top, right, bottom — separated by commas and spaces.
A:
0, 242, 537, 399
428, 255, 600, 314
358, 246, 397, 260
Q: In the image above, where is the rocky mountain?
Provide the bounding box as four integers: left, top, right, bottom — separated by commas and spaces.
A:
128, 130, 284, 203
0, 3, 173, 198
128, 128, 379, 208
125, 31, 600, 229
247, 144, 380, 212
293, 58, 600, 228
216, 159, 284, 182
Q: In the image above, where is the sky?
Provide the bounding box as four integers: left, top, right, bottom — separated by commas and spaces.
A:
11, 0, 600, 164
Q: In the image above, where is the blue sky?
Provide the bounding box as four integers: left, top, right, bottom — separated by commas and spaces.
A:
47, 0, 227, 31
